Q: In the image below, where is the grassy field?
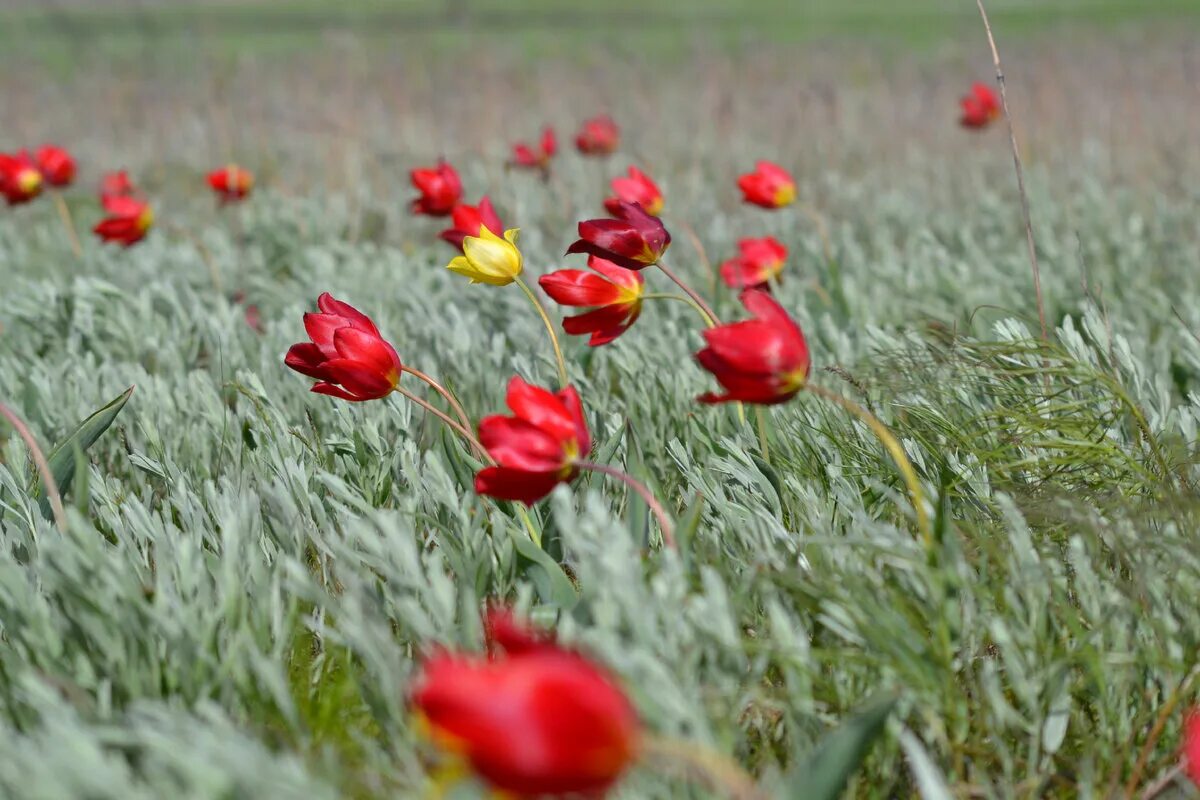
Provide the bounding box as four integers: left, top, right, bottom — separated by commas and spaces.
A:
2, 3, 1200, 799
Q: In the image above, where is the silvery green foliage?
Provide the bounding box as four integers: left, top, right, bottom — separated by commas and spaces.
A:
0, 124, 1198, 799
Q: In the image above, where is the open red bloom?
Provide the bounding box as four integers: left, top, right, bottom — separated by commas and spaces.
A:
439, 195, 504, 251
510, 126, 557, 172
475, 377, 591, 505
284, 293, 402, 402
960, 82, 1000, 129
567, 201, 670, 271
1184, 709, 1200, 788
0, 151, 43, 206
207, 164, 254, 203
409, 160, 462, 216
604, 166, 662, 217
92, 195, 154, 247
719, 236, 787, 289
99, 170, 135, 202
696, 289, 810, 405
411, 610, 639, 798
539, 256, 644, 346
738, 160, 795, 209
35, 145, 76, 187
575, 115, 619, 156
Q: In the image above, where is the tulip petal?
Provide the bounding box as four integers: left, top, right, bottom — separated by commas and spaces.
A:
284, 343, 329, 379
562, 304, 638, 346
333, 327, 401, 377
539, 270, 624, 307
504, 377, 577, 443
311, 382, 362, 402
479, 414, 568, 472
317, 293, 381, 337
320, 358, 396, 400
555, 386, 591, 456
474, 466, 566, 505
303, 312, 347, 357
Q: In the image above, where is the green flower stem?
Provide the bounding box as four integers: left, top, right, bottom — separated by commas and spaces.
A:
514, 275, 570, 389
644, 292, 717, 329
655, 259, 721, 326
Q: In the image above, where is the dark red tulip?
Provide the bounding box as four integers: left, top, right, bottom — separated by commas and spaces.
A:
539, 256, 644, 346
960, 82, 1000, 129
0, 151, 43, 206
410, 610, 639, 797
510, 126, 557, 172
92, 195, 153, 247
99, 170, 135, 202
696, 289, 810, 405
719, 236, 787, 290
475, 377, 591, 505
575, 115, 619, 156
567, 201, 671, 271
737, 160, 795, 210
1185, 709, 1200, 788
284, 293, 402, 402
409, 159, 462, 216
604, 166, 662, 217
207, 164, 254, 203
439, 195, 504, 251
35, 145, 76, 187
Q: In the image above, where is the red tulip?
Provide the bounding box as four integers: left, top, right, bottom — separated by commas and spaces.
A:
567, 201, 671, 271
719, 236, 787, 290
207, 164, 254, 203
0, 151, 43, 206
696, 289, 810, 405
575, 115, 620, 156
539, 256, 644, 346
1185, 709, 1200, 788
410, 610, 639, 797
35, 145, 76, 187
439, 195, 504, 251
737, 160, 795, 210
284, 293, 402, 402
510, 126, 557, 171
475, 377, 591, 505
92, 195, 154, 247
99, 170, 135, 202
483, 605, 556, 657
960, 82, 1000, 129
604, 166, 662, 217
409, 160, 462, 216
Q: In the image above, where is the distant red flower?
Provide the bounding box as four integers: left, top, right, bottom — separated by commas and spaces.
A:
737, 160, 795, 210
604, 166, 662, 217
510, 126, 557, 172
567, 201, 671, 271
475, 377, 591, 505
410, 609, 639, 797
409, 160, 462, 216
207, 164, 254, 203
99, 170, 135, 202
719, 236, 787, 290
439, 195, 504, 251
92, 195, 154, 247
960, 82, 1001, 129
696, 289, 810, 405
35, 145, 76, 187
284, 293, 402, 402
1184, 708, 1200, 788
0, 151, 44, 206
539, 256, 644, 346
575, 115, 620, 156
483, 605, 556, 657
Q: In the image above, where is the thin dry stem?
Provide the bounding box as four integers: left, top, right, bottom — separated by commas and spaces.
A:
0, 401, 67, 532
52, 192, 83, 258
641, 734, 765, 800
578, 461, 676, 549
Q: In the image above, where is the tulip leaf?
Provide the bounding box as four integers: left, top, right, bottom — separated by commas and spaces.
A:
784, 695, 896, 800
509, 525, 578, 610
34, 387, 134, 519
676, 492, 706, 569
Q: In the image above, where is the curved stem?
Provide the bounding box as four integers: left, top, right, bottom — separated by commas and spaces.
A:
0, 401, 67, 533
1123, 666, 1198, 798
656, 260, 721, 326
644, 292, 717, 329
640, 734, 764, 800
577, 461, 675, 549
1140, 763, 1184, 800
514, 276, 569, 389
805, 384, 932, 548
394, 387, 490, 463
401, 365, 473, 432
674, 219, 717, 297
52, 192, 83, 259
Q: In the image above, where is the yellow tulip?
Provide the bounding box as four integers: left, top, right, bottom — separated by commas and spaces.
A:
447, 227, 523, 286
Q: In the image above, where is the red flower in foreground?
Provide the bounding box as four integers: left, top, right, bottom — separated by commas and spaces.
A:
738, 160, 795, 210
284, 293, 402, 402
207, 164, 254, 203
475, 377, 591, 505
92, 195, 154, 247
510, 126, 557, 172
540, 256, 644, 346
0, 151, 44, 206
410, 609, 639, 797
960, 82, 1001, 129
604, 166, 662, 217
409, 160, 462, 216
439, 195, 504, 251
719, 236, 787, 289
35, 145, 76, 187
99, 170, 135, 202
575, 115, 620, 156
696, 289, 810, 405
1184, 708, 1200, 788
567, 201, 671, 271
